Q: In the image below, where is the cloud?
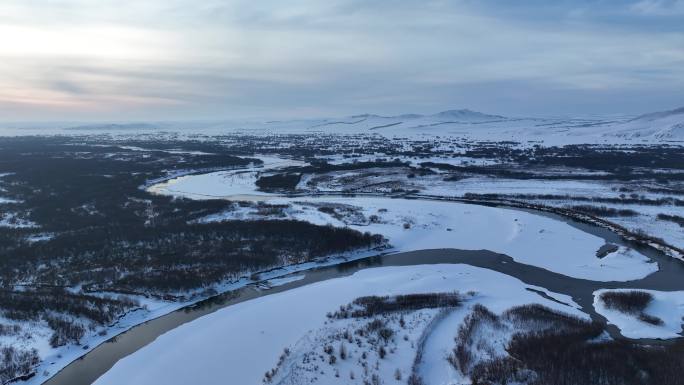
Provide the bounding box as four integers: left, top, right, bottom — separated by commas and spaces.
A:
631, 0, 684, 15
0, 0, 682, 120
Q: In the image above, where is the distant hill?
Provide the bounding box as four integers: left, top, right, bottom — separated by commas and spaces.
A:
350, 109, 505, 121
64, 123, 161, 131
431, 109, 507, 121
3, 106, 682, 144
601, 106, 684, 140
632, 106, 684, 122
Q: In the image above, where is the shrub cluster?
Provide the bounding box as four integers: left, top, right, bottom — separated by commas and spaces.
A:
570, 205, 639, 217
0, 346, 39, 384
255, 173, 302, 191
657, 213, 684, 228
600, 290, 663, 326
330, 292, 462, 318
599, 290, 653, 314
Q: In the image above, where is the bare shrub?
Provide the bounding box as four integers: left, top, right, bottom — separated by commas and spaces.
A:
0, 346, 40, 383
331, 292, 462, 318
600, 291, 653, 314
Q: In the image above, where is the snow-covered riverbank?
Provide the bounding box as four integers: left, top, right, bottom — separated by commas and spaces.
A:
198, 196, 657, 282
144, 154, 661, 282
93, 264, 587, 385
147, 155, 306, 200
594, 289, 684, 339
21, 242, 389, 385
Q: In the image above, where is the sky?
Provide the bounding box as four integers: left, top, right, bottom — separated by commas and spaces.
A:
0, 0, 683, 121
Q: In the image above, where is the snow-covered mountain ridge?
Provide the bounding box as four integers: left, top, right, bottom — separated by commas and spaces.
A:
1, 106, 683, 144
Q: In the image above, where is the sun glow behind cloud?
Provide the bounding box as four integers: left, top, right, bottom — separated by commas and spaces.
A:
0, 0, 682, 120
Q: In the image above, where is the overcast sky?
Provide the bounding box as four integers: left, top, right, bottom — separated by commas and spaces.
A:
1, 0, 683, 121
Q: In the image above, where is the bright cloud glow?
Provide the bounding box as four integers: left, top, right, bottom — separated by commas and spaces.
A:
0, 0, 682, 120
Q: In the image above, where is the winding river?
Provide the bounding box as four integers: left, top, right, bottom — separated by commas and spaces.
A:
42, 206, 684, 385
38, 158, 684, 385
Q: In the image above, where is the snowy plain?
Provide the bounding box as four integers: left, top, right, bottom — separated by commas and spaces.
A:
149, 152, 684, 253
3, 105, 682, 384
190, 194, 658, 282
145, 154, 659, 282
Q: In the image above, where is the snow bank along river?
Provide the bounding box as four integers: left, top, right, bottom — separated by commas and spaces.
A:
94, 264, 588, 385
45, 240, 684, 385
37, 156, 684, 385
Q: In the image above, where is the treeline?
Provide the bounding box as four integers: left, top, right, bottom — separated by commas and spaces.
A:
28, 219, 383, 293
304, 159, 410, 173
458, 143, 684, 172
255, 173, 302, 191
600, 290, 653, 314
0, 138, 385, 295
500, 330, 684, 384
45, 316, 86, 348
451, 303, 684, 385
0, 137, 387, 379
418, 143, 684, 183
462, 192, 684, 207
0, 289, 138, 325
528, 144, 684, 171
599, 290, 663, 326
657, 213, 684, 228
451, 304, 604, 380
570, 205, 639, 217
0, 346, 39, 384
330, 292, 462, 318
0, 288, 140, 347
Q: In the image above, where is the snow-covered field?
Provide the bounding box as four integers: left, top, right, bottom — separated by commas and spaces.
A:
148, 153, 684, 252
145, 155, 659, 282
432, 181, 684, 252
200, 196, 657, 282
321, 174, 684, 252
93, 264, 586, 385
594, 289, 684, 339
